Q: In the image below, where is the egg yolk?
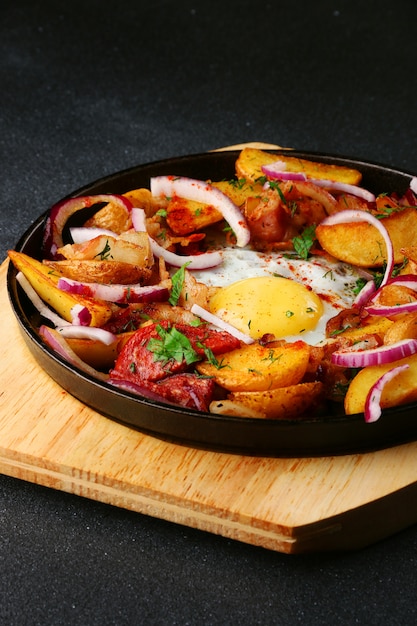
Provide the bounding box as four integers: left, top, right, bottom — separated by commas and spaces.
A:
209, 276, 324, 339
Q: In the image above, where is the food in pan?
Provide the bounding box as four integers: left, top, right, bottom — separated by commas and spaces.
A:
8, 147, 417, 423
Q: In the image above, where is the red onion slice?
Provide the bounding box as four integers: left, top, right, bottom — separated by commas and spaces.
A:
150, 175, 250, 248
131, 208, 223, 269
39, 325, 108, 380
331, 339, 417, 368
365, 364, 410, 423
108, 378, 180, 406
70, 303, 92, 326
363, 275, 417, 316
309, 179, 375, 202
261, 160, 375, 201
56, 325, 117, 345
70, 226, 118, 243
58, 276, 169, 304
261, 162, 307, 182
43, 194, 132, 258
365, 300, 417, 316
190, 303, 254, 345
354, 279, 378, 308
410, 176, 417, 195
131, 207, 147, 232
388, 275, 417, 288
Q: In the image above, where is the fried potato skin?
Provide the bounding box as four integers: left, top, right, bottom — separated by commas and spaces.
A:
44, 259, 152, 285
166, 198, 223, 235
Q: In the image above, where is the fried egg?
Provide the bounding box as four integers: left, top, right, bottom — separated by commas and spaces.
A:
191, 248, 363, 345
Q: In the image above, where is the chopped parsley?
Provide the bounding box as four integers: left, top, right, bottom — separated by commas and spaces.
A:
94, 239, 113, 260
292, 224, 316, 260
196, 342, 228, 369
261, 349, 281, 365
147, 324, 200, 366
169, 262, 190, 306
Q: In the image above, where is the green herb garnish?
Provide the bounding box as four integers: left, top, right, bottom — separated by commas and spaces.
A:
169, 262, 190, 306
147, 325, 199, 366
94, 239, 113, 261
292, 224, 316, 260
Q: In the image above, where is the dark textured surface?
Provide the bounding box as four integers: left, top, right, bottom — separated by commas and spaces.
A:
2, 1, 417, 624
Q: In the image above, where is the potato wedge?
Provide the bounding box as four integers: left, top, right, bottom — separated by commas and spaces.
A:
334, 317, 394, 342
229, 381, 324, 419
316, 208, 417, 267
235, 147, 362, 185
123, 188, 164, 217
65, 337, 120, 369
383, 313, 417, 345
65, 331, 134, 369
196, 341, 310, 392
376, 284, 417, 307
43, 260, 152, 285
400, 245, 417, 264
345, 353, 417, 415
83, 199, 132, 233
8, 250, 113, 326
212, 179, 264, 207
166, 197, 223, 235
59, 232, 152, 266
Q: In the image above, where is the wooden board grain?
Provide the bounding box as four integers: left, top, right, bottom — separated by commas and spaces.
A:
3, 260, 417, 553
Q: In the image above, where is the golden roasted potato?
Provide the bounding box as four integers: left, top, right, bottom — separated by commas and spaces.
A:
65, 337, 120, 369
65, 331, 135, 369
316, 208, 417, 267
212, 179, 264, 207
376, 284, 417, 307
8, 250, 113, 326
383, 313, 417, 345
334, 317, 394, 342
43, 260, 152, 285
123, 187, 164, 217
228, 381, 324, 419
83, 199, 132, 233
196, 341, 310, 392
345, 353, 417, 415
235, 147, 362, 185
401, 245, 417, 265
166, 198, 223, 235
58, 232, 152, 267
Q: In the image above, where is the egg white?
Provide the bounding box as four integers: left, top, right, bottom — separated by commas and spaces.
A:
190, 247, 363, 345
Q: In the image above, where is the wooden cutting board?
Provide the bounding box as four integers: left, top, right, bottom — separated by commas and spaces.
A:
3, 141, 417, 554
3, 260, 417, 554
